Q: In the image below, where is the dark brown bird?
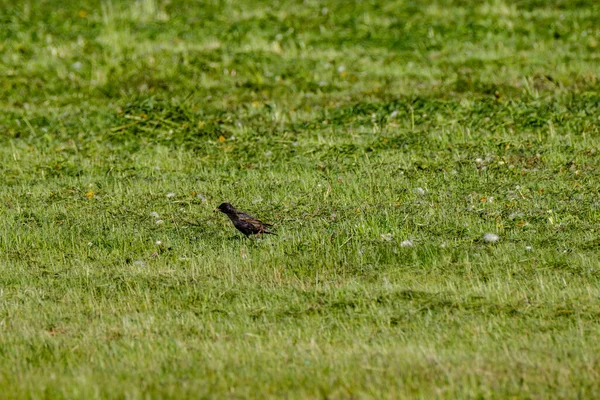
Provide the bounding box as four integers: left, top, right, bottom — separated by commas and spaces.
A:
215, 202, 276, 237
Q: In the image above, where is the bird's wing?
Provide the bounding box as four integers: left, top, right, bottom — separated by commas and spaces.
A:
237, 214, 264, 230
237, 212, 274, 229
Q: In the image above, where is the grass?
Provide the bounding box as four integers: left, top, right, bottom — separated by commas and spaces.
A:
1, 0, 599, 398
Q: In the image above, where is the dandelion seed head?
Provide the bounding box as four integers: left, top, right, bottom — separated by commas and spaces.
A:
483, 233, 500, 243
508, 212, 523, 220
196, 193, 207, 202
380, 233, 393, 242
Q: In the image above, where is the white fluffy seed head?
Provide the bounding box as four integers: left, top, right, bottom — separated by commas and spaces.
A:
380, 233, 393, 242
483, 233, 500, 243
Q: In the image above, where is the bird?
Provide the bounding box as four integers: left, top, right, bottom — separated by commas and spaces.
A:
215, 202, 276, 238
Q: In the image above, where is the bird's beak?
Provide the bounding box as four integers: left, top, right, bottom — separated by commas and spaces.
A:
214, 208, 221, 213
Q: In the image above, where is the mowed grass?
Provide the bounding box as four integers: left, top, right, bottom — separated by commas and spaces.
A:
1, 0, 599, 398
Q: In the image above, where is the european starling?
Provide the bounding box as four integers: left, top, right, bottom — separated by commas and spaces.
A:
215, 202, 276, 237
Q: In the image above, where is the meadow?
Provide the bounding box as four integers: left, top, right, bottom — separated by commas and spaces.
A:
1, 0, 599, 398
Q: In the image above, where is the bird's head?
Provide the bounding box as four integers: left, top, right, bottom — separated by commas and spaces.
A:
215, 202, 236, 214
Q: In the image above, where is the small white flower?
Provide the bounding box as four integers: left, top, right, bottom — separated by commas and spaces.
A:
87, 242, 93, 247
156, 220, 164, 225
153, 166, 161, 170
196, 193, 207, 202
292, 141, 298, 147
166, 192, 176, 198
264, 150, 273, 157
400, 240, 413, 248
390, 110, 399, 118
476, 158, 484, 164
483, 233, 499, 243
150, 211, 160, 219
252, 197, 263, 204
71, 61, 82, 70
415, 187, 425, 195
155, 240, 162, 246
380, 233, 393, 242
133, 260, 146, 267
525, 246, 532, 251
337, 65, 345, 73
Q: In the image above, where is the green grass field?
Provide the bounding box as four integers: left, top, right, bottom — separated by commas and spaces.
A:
1, 0, 599, 398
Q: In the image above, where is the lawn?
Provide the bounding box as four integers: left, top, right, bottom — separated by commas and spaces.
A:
1, 0, 599, 398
